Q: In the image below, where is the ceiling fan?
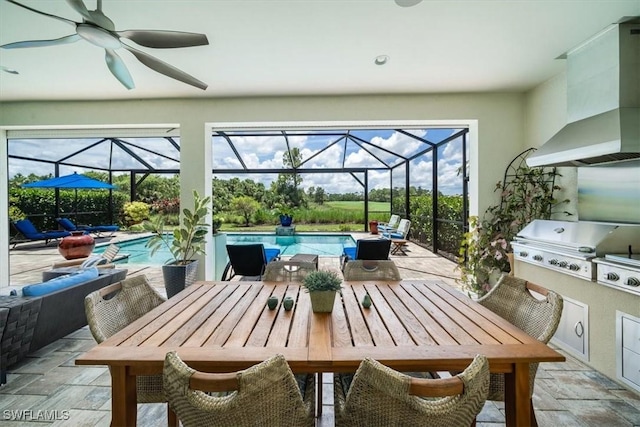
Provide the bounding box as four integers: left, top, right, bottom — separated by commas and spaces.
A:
1, 0, 209, 90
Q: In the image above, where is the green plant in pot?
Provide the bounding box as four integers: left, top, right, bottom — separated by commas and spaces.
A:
143, 190, 212, 298
302, 269, 342, 313
457, 150, 570, 298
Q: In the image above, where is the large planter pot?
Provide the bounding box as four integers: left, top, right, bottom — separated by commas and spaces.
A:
309, 291, 337, 313
58, 231, 95, 260
162, 260, 199, 299
279, 214, 293, 227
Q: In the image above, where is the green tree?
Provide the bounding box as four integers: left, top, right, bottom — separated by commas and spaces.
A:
230, 195, 260, 226
268, 147, 306, 210
313, 187, 326, 204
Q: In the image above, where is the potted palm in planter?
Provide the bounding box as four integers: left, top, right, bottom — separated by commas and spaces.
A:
143, 191, 212, 298
302, 269, 342, 313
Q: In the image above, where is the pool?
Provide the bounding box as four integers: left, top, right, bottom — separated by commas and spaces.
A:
97, 233, 356, 265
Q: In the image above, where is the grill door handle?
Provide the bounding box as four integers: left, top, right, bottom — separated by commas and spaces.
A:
574, 321, 584, 338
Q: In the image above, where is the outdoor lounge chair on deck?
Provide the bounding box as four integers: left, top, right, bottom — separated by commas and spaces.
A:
52, 243, 122, 270
341, 239, 391, 270
56, 217, 119, 237
382, 218, 411, 240
377, 214, 400, 233
11, 219, 71, 247
222, 244, 281, 281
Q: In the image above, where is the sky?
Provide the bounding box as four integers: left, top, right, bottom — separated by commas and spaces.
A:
8, 128, 466, 195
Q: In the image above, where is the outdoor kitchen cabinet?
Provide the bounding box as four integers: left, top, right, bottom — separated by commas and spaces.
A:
617, 311, 640, 393
552, 296, 589, 361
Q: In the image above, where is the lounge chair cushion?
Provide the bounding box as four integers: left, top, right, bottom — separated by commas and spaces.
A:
22, 267, 99, 297
343, 247, 357, 260
265, 248, 281, 263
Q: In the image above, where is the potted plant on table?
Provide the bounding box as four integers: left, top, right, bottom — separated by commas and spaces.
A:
143, 190, 212, 298
302, 269, 342, 313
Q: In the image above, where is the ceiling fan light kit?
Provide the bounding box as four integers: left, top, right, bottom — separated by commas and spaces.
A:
1, 0, 210, 90
394, 0, 423, 7
375, 55, 389, 65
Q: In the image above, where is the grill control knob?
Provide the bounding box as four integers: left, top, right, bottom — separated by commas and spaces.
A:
626, 277, 640, 287
533, 255, 543, 262
558, 261, 568, 268
519, 251, 529, 258
569, 263, 580, 271
606, 272, 619, 281
549, 259, 558, 266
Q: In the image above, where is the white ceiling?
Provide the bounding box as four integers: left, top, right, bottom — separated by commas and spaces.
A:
0, 0, 638, 102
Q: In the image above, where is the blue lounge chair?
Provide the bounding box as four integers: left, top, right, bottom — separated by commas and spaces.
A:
56, 217, 119, 237
342, 239, 392, 270
222, 244, 281, 281
11, 219, 71, 247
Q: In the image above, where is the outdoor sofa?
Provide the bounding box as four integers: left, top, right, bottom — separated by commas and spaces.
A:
0, 267, 127, 385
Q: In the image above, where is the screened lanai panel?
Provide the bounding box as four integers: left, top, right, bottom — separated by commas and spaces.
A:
8, 137, 181, 173
213, 131, 291, 170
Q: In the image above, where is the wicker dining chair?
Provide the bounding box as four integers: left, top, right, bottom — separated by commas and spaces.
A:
163, 352, 315, 427
334, 354, 489, 427
476, 275, 564, 426
84, 275, 176, 425
263, 260, 317, 282
342, 259, 402, 281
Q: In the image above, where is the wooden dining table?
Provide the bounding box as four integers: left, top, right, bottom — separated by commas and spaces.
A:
76, 280, 565, 427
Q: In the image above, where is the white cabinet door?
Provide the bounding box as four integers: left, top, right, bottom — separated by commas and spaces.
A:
552, 296, 589, 360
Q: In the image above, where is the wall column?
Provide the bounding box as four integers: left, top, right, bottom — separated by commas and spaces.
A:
0, 130, 9, 288
179, 121, 213, 280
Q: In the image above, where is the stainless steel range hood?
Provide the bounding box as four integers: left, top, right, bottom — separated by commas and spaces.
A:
527, 21, 640, 167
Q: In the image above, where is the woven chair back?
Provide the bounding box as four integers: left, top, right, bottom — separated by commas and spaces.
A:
343, 260, 401, 281
263, 261, 317, 282
84, 275, 167, 403
84, 275, 165, 343
335, 355, 489, 427
163, 352, 314, 427
476, 275, 563, 400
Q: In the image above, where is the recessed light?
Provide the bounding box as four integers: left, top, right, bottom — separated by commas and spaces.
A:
374, 55, 389, 65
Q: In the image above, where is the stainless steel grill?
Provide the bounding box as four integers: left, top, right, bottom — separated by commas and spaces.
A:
511, 220, 640, 281
594, 254, 640, 296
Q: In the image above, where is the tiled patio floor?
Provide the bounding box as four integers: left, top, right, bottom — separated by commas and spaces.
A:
4, 232, 640, 426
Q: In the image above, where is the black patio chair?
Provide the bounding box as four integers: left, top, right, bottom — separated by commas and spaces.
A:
341, 239, 391, 270
222, 244, 281, 281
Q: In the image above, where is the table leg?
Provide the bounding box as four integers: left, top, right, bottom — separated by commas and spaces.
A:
504, 363, 531, 427
110, 365, 137, 427
316, 373, 323, 417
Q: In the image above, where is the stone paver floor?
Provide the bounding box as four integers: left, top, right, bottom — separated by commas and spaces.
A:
4, 232, 639, 425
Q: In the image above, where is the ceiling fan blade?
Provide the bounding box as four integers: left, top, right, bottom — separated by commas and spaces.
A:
1, 66, 19, 75
66, 0, 114, 30
104, 49, 135, 90
6, 0, 76, 26
65, 0, 92, 21
1, 34, 80, 49
122, 44, 208, 90
117, 30, 209, 48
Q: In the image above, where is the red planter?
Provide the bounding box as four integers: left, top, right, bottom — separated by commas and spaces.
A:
58, 231, 95, 260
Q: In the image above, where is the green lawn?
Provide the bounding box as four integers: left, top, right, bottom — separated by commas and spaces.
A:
324, 201, 390, 212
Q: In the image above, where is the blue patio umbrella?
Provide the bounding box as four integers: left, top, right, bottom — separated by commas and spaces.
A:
23, 172, 116, 223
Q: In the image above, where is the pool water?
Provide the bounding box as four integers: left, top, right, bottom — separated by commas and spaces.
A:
97, 233, 356, 265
